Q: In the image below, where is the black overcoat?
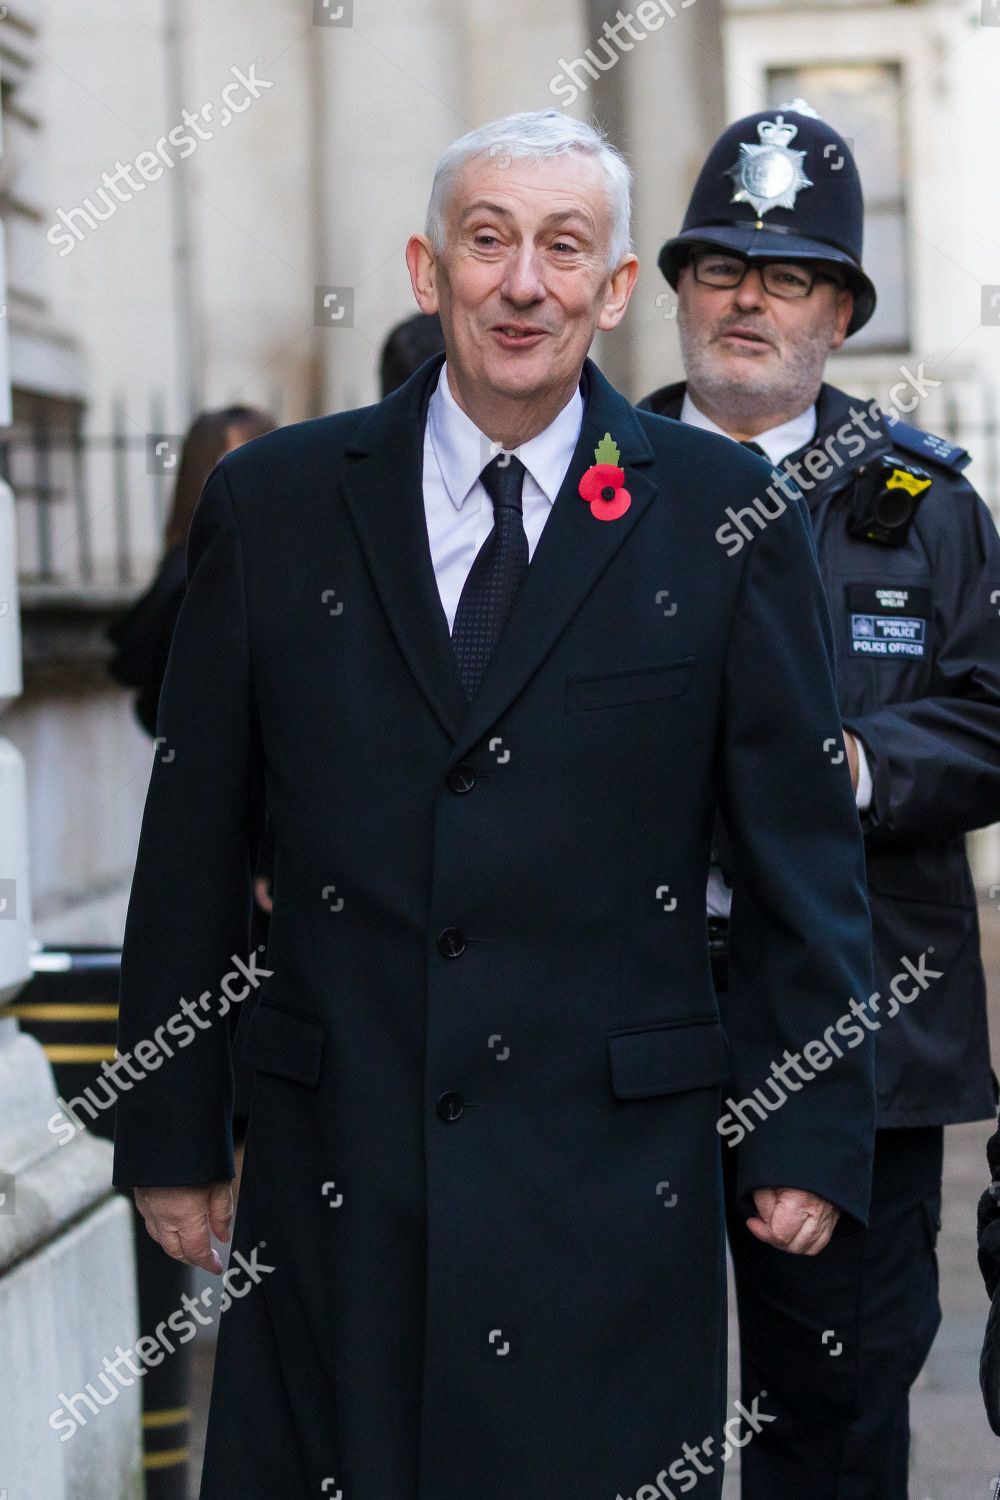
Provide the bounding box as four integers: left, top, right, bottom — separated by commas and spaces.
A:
113, 353, 875, 1500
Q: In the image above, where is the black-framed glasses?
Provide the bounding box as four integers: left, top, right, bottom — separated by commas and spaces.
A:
689, 249, 846, 300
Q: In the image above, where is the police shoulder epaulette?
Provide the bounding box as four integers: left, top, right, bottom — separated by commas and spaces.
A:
889, 419, 971, 474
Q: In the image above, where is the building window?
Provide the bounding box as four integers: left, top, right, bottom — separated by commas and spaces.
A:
767, 64, 909, 353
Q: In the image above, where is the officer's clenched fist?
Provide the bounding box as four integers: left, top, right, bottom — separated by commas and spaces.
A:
748, 1187, 840, 1255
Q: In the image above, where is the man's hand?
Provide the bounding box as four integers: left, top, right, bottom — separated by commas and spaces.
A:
747, 1187, 839, 1255
254, 873, 273, 915
843, 730, 860, 792
133, 1182, 234, 1273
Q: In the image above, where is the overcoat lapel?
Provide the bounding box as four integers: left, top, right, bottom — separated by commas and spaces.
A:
449, 360, 657, 763
338, 350, 658, 755
338, 354, 470, 741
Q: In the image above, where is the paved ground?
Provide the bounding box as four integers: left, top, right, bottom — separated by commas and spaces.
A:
884, 904, 1000, 1500
186, 906, 1000, 1498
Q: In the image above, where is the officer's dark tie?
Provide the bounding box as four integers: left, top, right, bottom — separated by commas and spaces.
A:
740, 439, 768, 458
451, 453, 529, 700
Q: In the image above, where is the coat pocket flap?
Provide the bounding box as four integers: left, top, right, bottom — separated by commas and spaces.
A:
865, 843, 975, 908
568, 657, 696, 712
607, 1019, 729, 1099
242, 1001, 324, 1086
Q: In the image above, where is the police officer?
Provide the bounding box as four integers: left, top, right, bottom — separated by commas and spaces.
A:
640, 100, 1000, 1497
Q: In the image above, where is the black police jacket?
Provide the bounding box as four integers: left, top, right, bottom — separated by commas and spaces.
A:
639, 378, 1000, 1128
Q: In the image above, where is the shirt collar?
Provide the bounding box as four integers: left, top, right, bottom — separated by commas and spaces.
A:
679, 390, 817, 467
427, 359, 584, 511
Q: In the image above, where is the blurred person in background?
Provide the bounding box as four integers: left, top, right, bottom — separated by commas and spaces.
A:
107, 405, 277, 737
380, 309, 446, 396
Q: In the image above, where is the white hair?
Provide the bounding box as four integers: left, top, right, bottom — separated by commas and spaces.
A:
425, 109, 633, 275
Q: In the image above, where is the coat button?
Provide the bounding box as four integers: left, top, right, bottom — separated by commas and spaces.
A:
447, 762, 476, 794
437, 1091, 465, 1122
437, 927, 466, 958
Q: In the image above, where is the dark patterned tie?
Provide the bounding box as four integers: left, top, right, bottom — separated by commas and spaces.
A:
451, 453, 529, 700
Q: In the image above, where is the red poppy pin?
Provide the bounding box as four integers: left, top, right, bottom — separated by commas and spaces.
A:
578, 432, 631, 521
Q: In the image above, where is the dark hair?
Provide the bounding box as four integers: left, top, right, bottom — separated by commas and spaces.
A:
379, 312, 446, 397
163, 405, 277, 551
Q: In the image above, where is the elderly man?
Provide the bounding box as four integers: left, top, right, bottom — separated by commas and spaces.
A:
640, 102, 1000, 1498
113, 109, 875, 1500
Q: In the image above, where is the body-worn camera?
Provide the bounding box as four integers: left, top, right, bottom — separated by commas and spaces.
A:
846, 455, 932, 547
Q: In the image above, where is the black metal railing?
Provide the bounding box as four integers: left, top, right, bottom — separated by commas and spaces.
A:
8, 392, 173, 594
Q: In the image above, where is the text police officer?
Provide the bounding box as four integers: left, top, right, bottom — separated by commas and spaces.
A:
640, 100, 1000, 1498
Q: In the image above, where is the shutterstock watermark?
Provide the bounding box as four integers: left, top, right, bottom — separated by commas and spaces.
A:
550, 1, 697, 108
616, 1392, 775, 1498
716, 362, 943, 557
717, 948, 942, 1147
45, 949, 272, 1146
46, 61, 274, 257
47, 1242, 274, 1442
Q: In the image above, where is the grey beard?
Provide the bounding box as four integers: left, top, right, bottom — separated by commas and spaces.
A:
679, 317, 833, 427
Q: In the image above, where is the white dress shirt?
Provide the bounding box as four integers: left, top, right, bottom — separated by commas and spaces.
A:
679, 391, 873, 916
423, 361, 584, 634
680, 389, 818, 469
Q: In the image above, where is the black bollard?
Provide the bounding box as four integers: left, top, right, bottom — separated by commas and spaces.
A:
12, 947, 192, 1500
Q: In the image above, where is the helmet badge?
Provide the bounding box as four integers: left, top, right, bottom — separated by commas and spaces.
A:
727, 115, 813, 217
